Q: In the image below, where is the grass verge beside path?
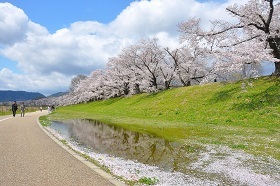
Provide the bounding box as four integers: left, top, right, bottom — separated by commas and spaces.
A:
46, 76, 280, 160
0, 106, 40, 116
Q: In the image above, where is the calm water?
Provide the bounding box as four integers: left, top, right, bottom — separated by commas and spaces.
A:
49, 120, 280, 185
50, 119, 200, 174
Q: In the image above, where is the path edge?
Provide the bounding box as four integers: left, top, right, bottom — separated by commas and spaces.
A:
36, 116, 127, 186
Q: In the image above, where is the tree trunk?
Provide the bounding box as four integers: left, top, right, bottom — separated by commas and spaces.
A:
164, 80, 170, 90
268, 37, 280, 76
133, 84, 141, 94
123, 82, 130, 95
274, 62, 280, 76
123, 88, 129, 95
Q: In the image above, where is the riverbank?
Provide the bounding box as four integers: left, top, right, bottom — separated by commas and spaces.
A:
45, 76, 280, 160
43, 119, 280, 185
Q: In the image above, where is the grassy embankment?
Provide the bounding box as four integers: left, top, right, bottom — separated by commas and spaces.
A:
46, 76, 280, 160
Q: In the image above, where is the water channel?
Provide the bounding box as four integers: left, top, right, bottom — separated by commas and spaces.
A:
50, 119, 199, 174
48, 119, 280, 185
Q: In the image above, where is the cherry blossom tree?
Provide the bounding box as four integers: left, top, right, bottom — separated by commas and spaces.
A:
69, 74, 87, 92
82, 69, 106, 101
106, 45, 145, 95
119, 46, 145, 94
157, 48, 178, 89
133, 38, 166, 91
105, 57, 132, 96
165, 45, 208, 86
178, 0, 280, 79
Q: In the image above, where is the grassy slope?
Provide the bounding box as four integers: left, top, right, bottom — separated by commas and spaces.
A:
48, 76, 280, 160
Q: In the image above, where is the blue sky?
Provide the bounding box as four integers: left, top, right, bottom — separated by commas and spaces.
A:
0, 0, 273, 96
5, 0, 135, 33
0, 0, 135, 75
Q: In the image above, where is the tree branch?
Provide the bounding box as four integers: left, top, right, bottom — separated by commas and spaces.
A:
266, 0, 274, 32
206, 24, 244, 36
258, 14, 267, 26
226, 8, 267, 31
247, 23, 266, 31
218, 35, 261, 47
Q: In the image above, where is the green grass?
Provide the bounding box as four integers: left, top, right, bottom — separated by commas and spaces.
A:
0, 106, 40, 116
47, 76, 280, 160
39, 115, 51, 126
138, 177, 159, 185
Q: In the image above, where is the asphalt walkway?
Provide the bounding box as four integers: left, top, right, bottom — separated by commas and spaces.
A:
0, 111, 126, 186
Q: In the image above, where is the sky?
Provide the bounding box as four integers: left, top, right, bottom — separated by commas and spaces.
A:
1, 0, 273, 96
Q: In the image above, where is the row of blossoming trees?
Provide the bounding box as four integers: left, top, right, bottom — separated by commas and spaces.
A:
40, 0, 279, 106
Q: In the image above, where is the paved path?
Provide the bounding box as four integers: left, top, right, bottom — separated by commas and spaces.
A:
0, 111, 125, 186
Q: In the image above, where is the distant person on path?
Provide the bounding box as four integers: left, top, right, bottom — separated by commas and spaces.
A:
40, 106, 43, 112
20, 102, 26, 117
11, 101, 18, 117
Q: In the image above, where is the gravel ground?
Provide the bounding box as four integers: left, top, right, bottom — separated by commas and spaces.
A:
0, 111, 123, 186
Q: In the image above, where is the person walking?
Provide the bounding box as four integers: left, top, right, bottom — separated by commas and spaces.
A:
20, 102, 26, 117
11, 101, 18, 117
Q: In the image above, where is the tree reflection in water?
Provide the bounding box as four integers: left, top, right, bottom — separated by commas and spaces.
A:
50, 119, 201, 174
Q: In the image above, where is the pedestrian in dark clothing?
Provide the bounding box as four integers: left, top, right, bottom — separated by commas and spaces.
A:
12, 101, 18, 117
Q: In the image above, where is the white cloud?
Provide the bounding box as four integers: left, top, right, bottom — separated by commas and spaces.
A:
0, 68, 71, 95
110, 0, 191, 37
0, 3, 29, 45
109, 0, 240, 36
0, 0, 246, 95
